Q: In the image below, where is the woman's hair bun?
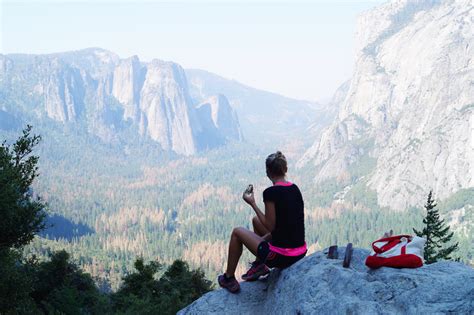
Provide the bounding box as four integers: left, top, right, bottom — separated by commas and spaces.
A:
266, 151, 288, 177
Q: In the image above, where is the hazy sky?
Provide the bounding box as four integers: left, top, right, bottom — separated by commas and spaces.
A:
1, 0, 384, 102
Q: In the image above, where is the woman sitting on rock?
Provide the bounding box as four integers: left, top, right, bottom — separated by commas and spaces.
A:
218, 151, 307, 293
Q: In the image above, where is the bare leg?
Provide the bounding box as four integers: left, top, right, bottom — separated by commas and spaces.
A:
252, 215, 270, 236
225, 227, 264, 277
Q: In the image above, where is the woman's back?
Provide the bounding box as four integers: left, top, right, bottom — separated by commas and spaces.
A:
218, 151, 307, 293
263, 182, 305, 248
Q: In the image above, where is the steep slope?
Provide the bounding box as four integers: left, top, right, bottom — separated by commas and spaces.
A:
298, 0, 474, 210
297, 79, 350, 167
0, 48, 242, 155
135, 59, 199, 155
179, 248, 474, 314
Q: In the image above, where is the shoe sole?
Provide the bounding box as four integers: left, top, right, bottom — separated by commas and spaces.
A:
242, 269, 270, 282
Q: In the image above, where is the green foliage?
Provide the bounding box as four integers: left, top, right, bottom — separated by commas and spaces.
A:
306, 179, 344, 207
1, 249, 110, 315
413, 191, 459, 264
0, 127, 107, 314
0, 125, 46, 249
306, 206, 423, 248
31, 250, 109, 314
2, 244, 211, 314
0, 249, 40, 314
113, 258, 213, 315
345, 179, 379, 209
346, 138, 376, 182
112, 258, 162, 308
0, 125, 47, 313
0, 126, 214, 313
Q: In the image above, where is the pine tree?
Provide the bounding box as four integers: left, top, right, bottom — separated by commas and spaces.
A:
413, 191, 459, 264
1, 125, 46, 312
0, 125, 46, 249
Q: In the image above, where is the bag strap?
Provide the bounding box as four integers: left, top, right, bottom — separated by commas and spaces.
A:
401, 244, 406, 255
372, 235, 412, 254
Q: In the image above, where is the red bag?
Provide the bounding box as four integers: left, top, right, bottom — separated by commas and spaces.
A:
365, 235, 426, 269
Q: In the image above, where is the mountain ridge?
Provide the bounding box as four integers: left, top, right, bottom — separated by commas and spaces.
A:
0, 48, 243, 155
1, 47, 333, 154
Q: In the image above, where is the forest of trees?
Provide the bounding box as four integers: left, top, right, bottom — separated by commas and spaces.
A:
0, 126, 213, 314
1, 122, 472, 297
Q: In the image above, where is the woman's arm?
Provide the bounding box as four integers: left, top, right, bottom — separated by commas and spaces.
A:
249, 201, 276, 233
243, 190, 276, 232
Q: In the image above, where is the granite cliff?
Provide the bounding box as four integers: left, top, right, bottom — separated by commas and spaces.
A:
298, 0, 474, 210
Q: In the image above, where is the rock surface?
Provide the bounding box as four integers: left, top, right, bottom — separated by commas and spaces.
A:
298, 0, 474, 210
179, 248, 474, 314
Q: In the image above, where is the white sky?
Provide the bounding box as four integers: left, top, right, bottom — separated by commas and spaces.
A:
1, 0, 385, 102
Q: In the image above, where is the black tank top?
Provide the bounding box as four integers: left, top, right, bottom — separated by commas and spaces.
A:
263, 183, 305, 248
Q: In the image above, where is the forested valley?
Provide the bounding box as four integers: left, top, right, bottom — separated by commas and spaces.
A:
1, 123, 470, 293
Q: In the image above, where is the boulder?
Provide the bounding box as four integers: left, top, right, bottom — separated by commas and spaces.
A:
179, 247, 474, 314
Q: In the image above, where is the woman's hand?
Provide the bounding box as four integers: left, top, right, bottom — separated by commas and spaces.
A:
242, 191, 255, 206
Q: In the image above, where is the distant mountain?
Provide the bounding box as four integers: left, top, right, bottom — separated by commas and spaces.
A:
0, 48, 336, 154
186, 69, 332, 144
0, 48, 242, 155
195, 94, 243, 150
298, 0, 474, 210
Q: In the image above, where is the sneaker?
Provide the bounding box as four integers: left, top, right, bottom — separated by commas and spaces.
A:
218, 274, 240, 293
241, 261, 270, 281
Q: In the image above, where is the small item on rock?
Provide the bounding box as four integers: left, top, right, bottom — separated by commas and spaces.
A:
327, 245, 338, 259
343, 243, 353, 268
327, 244, 352, 267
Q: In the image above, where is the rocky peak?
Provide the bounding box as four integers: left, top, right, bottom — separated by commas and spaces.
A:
139, 59, 198, 155
111, 55, 145, 121
196, 94, 242, 142
179, 247, 474, 314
